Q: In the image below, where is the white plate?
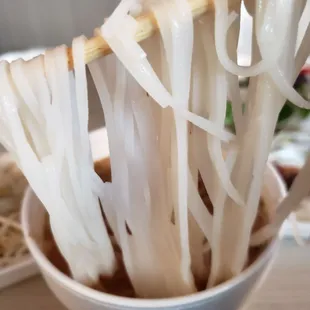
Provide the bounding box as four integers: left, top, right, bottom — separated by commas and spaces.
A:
0, 258, 38, 291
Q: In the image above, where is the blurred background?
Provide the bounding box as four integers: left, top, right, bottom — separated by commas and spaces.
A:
0, 0, 118, 52
0, 0, 120, 132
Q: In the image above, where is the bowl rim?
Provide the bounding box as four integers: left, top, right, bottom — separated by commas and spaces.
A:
21, 187, 278, 308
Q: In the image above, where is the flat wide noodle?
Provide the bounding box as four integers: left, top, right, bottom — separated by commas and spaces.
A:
0, 0, 309, 299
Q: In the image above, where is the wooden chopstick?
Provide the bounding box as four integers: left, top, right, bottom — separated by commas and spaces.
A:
66, 0, 240, 69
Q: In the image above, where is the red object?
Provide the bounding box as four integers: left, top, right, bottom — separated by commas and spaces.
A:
301, 66, 310, 75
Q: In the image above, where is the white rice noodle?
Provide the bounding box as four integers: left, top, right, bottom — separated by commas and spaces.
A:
188, 211, 207, 284
200, 0, 294, 281
101, 2, 234, 142
187, 30, 213, 285
242, 10, 260, 120
207, 148, 236, 288
231, 1, 304, 274
89, 26, 196, 296
200, 15, 244, 207
0, 61, 50, 208
87, 58, 122, 244
214, 0, 287, 77
225, 12, 244, 136
296, 0, 309, 51
188, 11, 243, 286
251, 155, 310, 246
157, 0, 194, 288
9, 59, 43, 127
294, 23, 310, 80
0, 60, 73, 277
187, 173, 213, 243
9, 59, 50, 159
250, 2, 310, 248
49, 44, 116, 280
71, 37, 117, 277
189, 28, 217, 209
1, 0, 309, 298
132, 93, 190, 298
103, 0, 140, 38
88, 57, 131, 238
264, 4, 310, 110
0, 43, 116, 284
268, 66, 310, 109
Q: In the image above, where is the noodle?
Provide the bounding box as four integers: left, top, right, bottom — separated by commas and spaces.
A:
0, 0, 310, 299
0, 44, 116, 284
213, 0, 287, 77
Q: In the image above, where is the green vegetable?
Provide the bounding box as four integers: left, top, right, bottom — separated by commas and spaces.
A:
225, 83, 310, 130
225, 101, 234, 127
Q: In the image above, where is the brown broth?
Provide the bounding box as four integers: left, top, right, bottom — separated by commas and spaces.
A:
44, 158, 269, 298
274, 164, 299, 190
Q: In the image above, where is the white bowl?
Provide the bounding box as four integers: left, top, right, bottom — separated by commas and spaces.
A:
21, 128, 285, 310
